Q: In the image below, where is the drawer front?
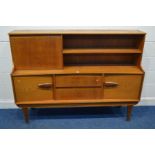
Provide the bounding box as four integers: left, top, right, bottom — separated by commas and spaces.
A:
104, 75, 143, 99
13, 76, 53, 102
55, 75, 102, 87
55, 88, 102, 100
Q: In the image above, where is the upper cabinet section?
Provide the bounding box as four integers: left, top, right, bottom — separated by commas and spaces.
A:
9, 30, 145, 70
9, 35, 63, 70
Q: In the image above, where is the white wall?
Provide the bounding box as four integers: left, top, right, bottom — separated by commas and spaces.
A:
0, 26, 155, 108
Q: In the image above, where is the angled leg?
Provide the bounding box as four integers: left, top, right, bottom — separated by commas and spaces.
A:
127, 105, 133, 121
22, 107, 29, 123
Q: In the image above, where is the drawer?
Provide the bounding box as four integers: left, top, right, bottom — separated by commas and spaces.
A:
55, 88, 102, 100
104, 75, 143, 99
13, 76, 53, 102
55, 75, 102, 87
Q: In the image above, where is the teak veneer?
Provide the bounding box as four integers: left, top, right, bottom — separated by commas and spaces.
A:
9, 30, 146, 123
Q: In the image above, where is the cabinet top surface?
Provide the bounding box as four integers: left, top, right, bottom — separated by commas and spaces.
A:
12, 66, 144, 76
9, 29, 146, 35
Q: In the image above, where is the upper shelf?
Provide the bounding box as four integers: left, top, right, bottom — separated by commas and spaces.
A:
63, 49, 142, 54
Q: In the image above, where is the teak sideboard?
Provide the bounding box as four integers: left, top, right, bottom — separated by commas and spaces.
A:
9, 30, 146, 123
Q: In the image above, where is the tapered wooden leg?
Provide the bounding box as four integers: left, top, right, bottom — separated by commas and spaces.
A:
127, 105, 133, 121
22, 108, 29, 123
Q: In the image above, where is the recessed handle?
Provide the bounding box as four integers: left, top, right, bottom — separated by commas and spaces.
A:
38, 83, 53, 89
104, 82, 118, 87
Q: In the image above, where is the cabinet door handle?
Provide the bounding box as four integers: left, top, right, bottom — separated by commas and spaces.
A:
104, 82, 118, 87
38, 83, 53, 89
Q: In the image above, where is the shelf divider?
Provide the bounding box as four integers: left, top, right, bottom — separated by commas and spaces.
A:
63, 48, 142, 54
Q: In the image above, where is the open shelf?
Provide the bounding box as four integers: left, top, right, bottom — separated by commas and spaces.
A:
63, 48, 142, 54
63, 34, 145, 50
63, 34, 144, 67
64, 53, 139, 66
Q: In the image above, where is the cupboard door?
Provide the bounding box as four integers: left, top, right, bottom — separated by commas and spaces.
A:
10, 35, 63, 69
55, 88, 102, 100
104, 75, 143, 99
55, 75, 102, 87
13, 76, 53, 102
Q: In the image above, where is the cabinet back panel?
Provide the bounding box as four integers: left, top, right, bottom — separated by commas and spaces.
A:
64, 53, 139, 66
63, 35, 144, 49
10, 35, 63, 69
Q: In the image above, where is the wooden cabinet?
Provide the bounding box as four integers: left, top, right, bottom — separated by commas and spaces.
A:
9, 30, 146, 122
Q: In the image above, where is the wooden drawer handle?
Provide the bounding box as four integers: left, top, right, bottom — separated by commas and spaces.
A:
104, 82, 118, 87
38, 83, 53, 89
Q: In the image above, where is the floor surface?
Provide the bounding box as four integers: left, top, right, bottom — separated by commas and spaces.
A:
0, 106, 155, 129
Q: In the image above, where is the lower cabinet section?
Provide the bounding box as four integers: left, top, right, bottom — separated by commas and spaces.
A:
13, 76, 53, 102
12, 74, 143, 103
